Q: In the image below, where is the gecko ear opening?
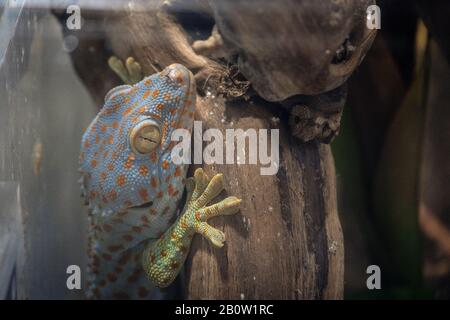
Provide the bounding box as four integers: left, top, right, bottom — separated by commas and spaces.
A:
104, 85, 132, 103
129, 120, 162, 154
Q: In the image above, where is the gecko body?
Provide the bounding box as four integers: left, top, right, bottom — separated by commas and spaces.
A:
80, 61, 241, 299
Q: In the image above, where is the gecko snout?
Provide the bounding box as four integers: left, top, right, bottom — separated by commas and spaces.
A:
165, 64, 195, 91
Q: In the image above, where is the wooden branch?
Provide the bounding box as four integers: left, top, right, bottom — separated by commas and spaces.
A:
186, 97, 343, 299
206, 0, 376, 101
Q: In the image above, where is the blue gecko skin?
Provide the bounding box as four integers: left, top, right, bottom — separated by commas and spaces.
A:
79, 64, 196, 299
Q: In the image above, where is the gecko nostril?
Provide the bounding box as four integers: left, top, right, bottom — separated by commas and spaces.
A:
168, 68, 183, 84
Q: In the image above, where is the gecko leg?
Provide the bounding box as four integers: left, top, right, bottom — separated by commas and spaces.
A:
108, 56, 143, 85
142, 168, 241, 287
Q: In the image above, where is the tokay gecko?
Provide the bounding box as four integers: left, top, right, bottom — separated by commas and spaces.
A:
79, 57, 241, 299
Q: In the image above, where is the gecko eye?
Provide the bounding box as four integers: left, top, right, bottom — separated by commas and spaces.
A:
129, 120, 161, 154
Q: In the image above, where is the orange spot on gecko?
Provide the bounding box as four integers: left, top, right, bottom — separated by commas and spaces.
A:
150, 152, 157, 164
139, 188, 148, 201
161, 121, 169, 141
152, 89, 160, 98
138, 106, 146, 114
124, 159, 133, 169
112, 121, 119, 129
116, 174, 126, 186
108, 189, 117, 201
142, 90, 151, 100
168, 184, 174, 196
161, 160, 169, 170
90, 159, 97, 168
160, 250, 167, 257
156, 103, 164, 111
151, 177, 158, 188
122, 106, 132, 116
139, 165, 149, 176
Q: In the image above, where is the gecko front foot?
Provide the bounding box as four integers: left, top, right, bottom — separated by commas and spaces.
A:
184, 168, 242, 247
108, 56, 143, 85
143, 168, 241, 287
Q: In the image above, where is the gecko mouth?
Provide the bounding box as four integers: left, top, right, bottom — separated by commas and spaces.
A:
130, 201, 154, 209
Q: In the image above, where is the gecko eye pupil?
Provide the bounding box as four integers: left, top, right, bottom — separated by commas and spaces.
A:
129, 120, 161, 154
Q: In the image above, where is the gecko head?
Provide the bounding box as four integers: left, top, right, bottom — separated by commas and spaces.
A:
79, 63, 196, 216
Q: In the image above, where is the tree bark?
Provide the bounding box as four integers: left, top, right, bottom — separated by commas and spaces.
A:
186, 97, 343, 299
